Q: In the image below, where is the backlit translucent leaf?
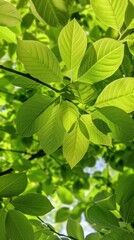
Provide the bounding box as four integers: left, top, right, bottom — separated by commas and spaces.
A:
87, 205, 119, 229
0, 0, 21, 27
58, 19, 87, 79
78, 38, 124, 84
57, 186, 73, 204
17, 40, 62, 84
0, 173, 27, 198
38, 104, 65, 154
95, 77, 134, 113
17, 94, 54, 137
63, 120, 89, 168
31, 0, 72, 27
81, 114, 112, 146
91, 0, 128, 30
67, 218, 84, 240
55, 207, 70, 222
12, 193, 54, 216
6, 210, 34, 240
0, 26, 16, 43
60, 101, 79, 132
92, 107, 134, 142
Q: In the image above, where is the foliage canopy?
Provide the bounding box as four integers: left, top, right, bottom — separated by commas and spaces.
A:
0, 0, 134, 239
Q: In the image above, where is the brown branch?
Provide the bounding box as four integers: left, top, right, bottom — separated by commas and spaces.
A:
0, 65, 60, 93
37, 217, 78, 240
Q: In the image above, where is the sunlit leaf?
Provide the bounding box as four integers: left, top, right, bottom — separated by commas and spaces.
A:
12, 75, 39, 89
60, 101, 79, 132
17, 40, 62, 84
12, 193, 54, 216
95, 77, 134, 113
91, 0, 127, 30
38, 104, 65, 154
0, 173, 27, 198
17, 94, 54, 137
0, 26, 16, 43
63, 120, 89, 168
81, 114, 112, 146
0, 0, 21, 27
6, 210, 34, 240
58, 19, 87, 79
78, 38, 124, 84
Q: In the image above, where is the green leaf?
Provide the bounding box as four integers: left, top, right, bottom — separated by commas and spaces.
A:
120, 196, 134, 223
127, 33, 134, 56
16, 94, 53, 137
0, 209, 7, 240
12, 75, 39, 89
78, 38, 124, 84
12, 193, 54, 216
0, 173, 27, 198
92, 107, 134, 142
101, 229, 133, 240
68, 82, 97, 105
0, 0, 21, 27
91, 0, 127, 30
60, 101, 79, 132
6, 210, 34, 240
63, 120, 89, 168
95, 77, 134, 113
81, 114, 112, 146
0, 26, 16, 43
87, 205, 119, 229
38, 104, 65, 154
58, 19, 87, 79
31, 0, 72, 27
95, 194, 116, 210
67, 218, 84, 240
55, 207, 70, 222
47, 234, 61, 240
17, 40, 62, 84
125, 1, 134, 29
57, 186, 73, 204
85, 233, 100, 240
116, 175, 134, 206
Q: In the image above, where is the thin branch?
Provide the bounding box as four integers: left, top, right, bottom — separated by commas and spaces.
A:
0, 65, 61, 93
0, 148, 28, 154
37, 217, 78, 240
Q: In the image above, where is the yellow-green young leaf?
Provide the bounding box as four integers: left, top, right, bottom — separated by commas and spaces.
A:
0, 173, 27, 198
58, 19, 87, 78
31, 0, 72, 27
81, 115, 112, 146
0, 209, 7, 240
60, 101, 79, 132
95, 77, 134, 113
38, 104, 65, 154
17, 40, 62, 84
6, 210, 34, 240
16, 94, 54, 137
0, 0, 21, 27
91, 0, 127, 31
92, 106, 134, 142
63, 121, 89, 168
57, 186, 73, 204
67, 218, 84, 240
78, 38, 124, 84
0, 26, 16, 43
12, 193, 54, 216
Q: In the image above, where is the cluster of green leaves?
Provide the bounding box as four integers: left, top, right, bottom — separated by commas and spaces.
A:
0, 0, 134, 239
